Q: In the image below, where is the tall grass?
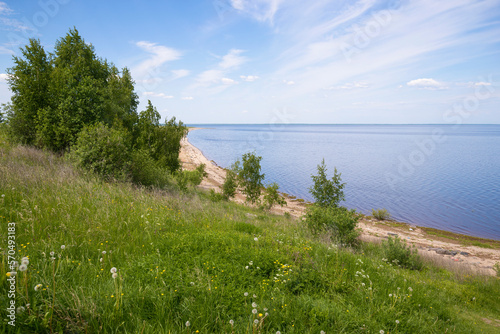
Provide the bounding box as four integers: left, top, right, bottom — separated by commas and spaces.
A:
1, 142, 499, 333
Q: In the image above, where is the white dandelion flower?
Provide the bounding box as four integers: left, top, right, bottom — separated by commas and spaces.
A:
244, 292, 248, 297
190, 282, 195, 286
50, 251, 55, 257
185, 321, 190, 327
254, 237, 258, 241
408, 287, 413, 292
263, 308, 268, 312
389, 294, 392, 297
102, 251, 106, 255
229, 319, 234, 326
252, 302, 257, 308
19, 264, 27, 272
34, 284, 43, 291
61, 245, 65, 250
16, 306, 25, 314
245, 266, 249, 269
110, 267, 117, 274
396, 320, 400, 324
253, 294, 257, 298
380, 331, 385, 334
321, 331, 326, 334
100, 258, 103, 262
276, 331, 281, 334
21, 258, 29, 266
112, 273, 118, 279
254, 319, 259, 324
12, 261, 19, 268
252, 308, 257, 314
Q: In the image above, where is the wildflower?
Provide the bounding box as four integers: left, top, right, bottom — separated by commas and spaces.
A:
277, 332, 281, 334
396, 320, 400, 324
50, 251, 55, 257
408, 287, 413, 292
229, 319, 234, 326
35, 284, 43, 291
190, 282, 195, 286
245, 266, 249, 269
259, 313, 263, 317
252, 302, 258, 308
244, 292, 249, 296
186, 321, 190, 327
16, 306, 25, 314
61, 245, 66, 250
321, 331, 326, 334
112, 273, 118, 279
265, 312, 269, 316
254, 237, 258, 241
12, 261, 19, 268
19, 264, 27, 272
253, 294, 257, 298
254, 319, 259, 325
110, 267, 117, 274
100, 258, 103, 262
9, 271, 17, 277
264, 308, 268, 311
51, 257, 55, 261
102, 251, 106, 255
252, 308, 257, 314
21, 257, 29, 264
389, 294, 392, 297
380, 331, 385, 334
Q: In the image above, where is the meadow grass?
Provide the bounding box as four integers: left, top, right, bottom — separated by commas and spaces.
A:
1, 140, 500, 333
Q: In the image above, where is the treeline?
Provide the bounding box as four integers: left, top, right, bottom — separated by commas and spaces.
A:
1, 28, 202, 188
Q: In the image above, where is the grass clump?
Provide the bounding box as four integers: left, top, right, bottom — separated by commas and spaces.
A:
372, 208, 391, 221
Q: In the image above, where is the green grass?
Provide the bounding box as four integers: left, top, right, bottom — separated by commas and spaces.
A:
1, 142, 500, 333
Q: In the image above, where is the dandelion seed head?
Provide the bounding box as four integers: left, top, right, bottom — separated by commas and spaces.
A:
245, 266, 249, 269
110, 267, 117, 274
244, 292, 249, 296
254, 319, 259, 324
229, 319, 234, 325
50, 251, 55, 257
252, 302, 257, 308
252, 308, 257, 314
253, 294, 257, 298
254, 237, 258, 241
380, 331, 385, 334
61, 245, 65, 250
21, 259, 29, 266
34, 284, 43, 291
16, 306, 25, 314
102, 251, 106, 255
396, 320, 400, 324
112, 273, 118, 279
321, 331, 326, 334
19, 264, 27, 272
276, 331, 281, 334
186, 321, 190, 327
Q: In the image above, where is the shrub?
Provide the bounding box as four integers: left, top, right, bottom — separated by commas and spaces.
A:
129, 149, 174, 188
372, 208, 391, 220
494, 262, 500, 277
262, 182, 287, 210
381, 236, 423, 270
305, 205, 360, 246
209, 189, 225, 202
222, 168, 238, 200
72, 123, 131, 180
174, 165, 207, 191
309, 158, 345, 208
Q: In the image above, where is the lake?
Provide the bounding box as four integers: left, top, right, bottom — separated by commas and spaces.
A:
187, 124, 500, 240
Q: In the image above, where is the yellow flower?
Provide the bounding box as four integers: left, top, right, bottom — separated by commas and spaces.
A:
6, 272, 11, 277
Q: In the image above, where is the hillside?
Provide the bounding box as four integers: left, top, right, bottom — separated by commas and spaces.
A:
1, 138, 500, 333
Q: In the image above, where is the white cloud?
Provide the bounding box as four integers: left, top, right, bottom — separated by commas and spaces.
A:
181, 96, 194, 100
240, 75, 259, 82
143, 91, 174, 99
474, 82, 492, 86
219, 49, 247, 69
0, 45, 13, 55
0, 2, 13, 15
133, 41, 181, 78
283, 80, 295, 85
407, 78, 447, 90
171, 69, 190, 80
221, 77, 238, 85
328, 81, 369, 90
230, 0, 283, 24
0, 73, 9, 81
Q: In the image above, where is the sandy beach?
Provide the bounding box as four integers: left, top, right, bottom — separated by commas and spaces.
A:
180, 129, 500, 276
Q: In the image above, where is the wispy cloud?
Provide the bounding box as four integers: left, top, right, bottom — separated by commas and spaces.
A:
0, 46, 13, 55
328, 81, 369, 90
171, 69, 190, 80
133, 41, 181, 79
181, 96, 194, 100
230, 0, 283, 24
195, 49, 247, 87
0, 73, 9, 81
143, 91, 174, 99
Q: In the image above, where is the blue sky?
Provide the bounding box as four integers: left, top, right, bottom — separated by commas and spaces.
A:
0, 0, 499, 124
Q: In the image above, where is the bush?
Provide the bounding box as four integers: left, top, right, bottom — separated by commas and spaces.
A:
262, 182, 286, 210
494, 262, 500, 277
175, 164, 207, 191
372, 208, 391, 220
309, 158, 345, 208
129, 149, 174, 188
222, 168, 238, 200
382, 236, 423, 270
209, 189, 225, 202
305, 205, 360, 246
72, 123, 131, 180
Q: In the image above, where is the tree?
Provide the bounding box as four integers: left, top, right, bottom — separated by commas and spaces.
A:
222, 166, 238, 200
6, 39, 51, 145
309, 159, 345, 208
238, 152, 265, 204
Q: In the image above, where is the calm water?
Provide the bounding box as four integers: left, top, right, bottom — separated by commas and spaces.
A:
187, 124, 500, 240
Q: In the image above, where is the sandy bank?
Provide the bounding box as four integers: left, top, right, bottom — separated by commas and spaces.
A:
180, 129, 500, 276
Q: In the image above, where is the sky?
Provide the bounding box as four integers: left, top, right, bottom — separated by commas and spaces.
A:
0, 0, 499, 124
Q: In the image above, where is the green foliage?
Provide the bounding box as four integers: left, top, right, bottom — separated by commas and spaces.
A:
71, 123, 131, 180
175, 165, 207, 191
129, 149, 174, 188
209, 189, 226, 202
222, 167, 238, 200
262, 182, 287, 210
494, 262, 500, 277
381, 236, 423, 270
238, 152, 265, 204
305, 205, 360, 246
1, 146, 500, 333
309, 159, 345, 208
372, 208, 391, 220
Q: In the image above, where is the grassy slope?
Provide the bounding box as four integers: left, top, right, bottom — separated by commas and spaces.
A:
1, 137, 499, 333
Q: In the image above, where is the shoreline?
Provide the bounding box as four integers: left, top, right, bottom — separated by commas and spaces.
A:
180, 129, 500, 276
